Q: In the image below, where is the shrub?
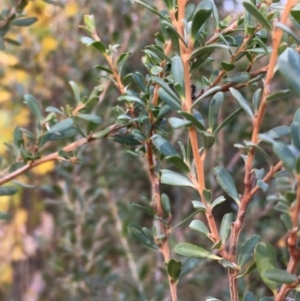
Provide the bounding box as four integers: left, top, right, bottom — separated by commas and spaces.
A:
1, 0, 300, 300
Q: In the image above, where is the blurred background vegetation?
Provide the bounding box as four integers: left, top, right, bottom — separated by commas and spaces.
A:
0, 0, 298, 300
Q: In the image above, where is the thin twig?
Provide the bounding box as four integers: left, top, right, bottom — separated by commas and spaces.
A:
0, 124, 125, 185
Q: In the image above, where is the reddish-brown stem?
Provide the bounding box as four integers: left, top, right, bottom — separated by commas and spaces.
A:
146, 139, 177, 301
275, 174, 300, 300
174, 0, 226, 256
227, 1, 297, 299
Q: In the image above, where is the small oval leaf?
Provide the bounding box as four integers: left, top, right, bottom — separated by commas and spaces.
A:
161, 170, 195, 188
214, 166, 240, 204
175, 243, 221, 260
229, 88, 254, 118
189, 220, 210, 236
48, 118, 74, 133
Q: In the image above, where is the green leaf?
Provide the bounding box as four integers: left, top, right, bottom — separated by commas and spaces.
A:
13, 127, 23, 148
179, 258, 200, 279
191, 0, 213, 39
169, 117, 191, 129
192, 86, 221, 108
199, 131, 215, 149
273, 142, 296, 171
293, 129, 300, 153
76, 113, 102, 124
160, 170, 195, 188
153, 76, 179, 99
257, 180, 268, 192
280, 213, 292, 230
113, 134, 140, 145
91, 41, 106, 53
93, 127, 111, 139
12, 17, 38, 27
275, 22, 300, 44
12, 180, 35, 189
131, 72, 146, 92
261, 125, 290, 140
69, 81, 81, 103
118, 95, 145, 106
263, 269, 297, 284
211, 196, 226, 209
167, 259, 182, 282
151, 66, 163, 75
95, 65, 112, 74
158, 105, 172, 119
152, 135, 179, 156
161, 20, 187, 47
229, 88, 254, 118
163, 0, 176, 10
189, 220, 210, 236
242, 1, 271, 31
191, 201, 206, 210
214, 108, 243, 134
214, 166, 240, 205
117, 52, 130, 74
291, 3, 300, 23
203, 189, 212, 203
24, 94, 42, 121
238, 234, 260, 266
128, 223, 158, 250
178, 111, 206, 131
171, 55, 185, 96
254, 242, 278, 293
45, 106, 63, 115
175, 243, 221, 260
165, 155, 190, 173
0, 186, 18, 196
130, 203, 155, 215
237, 262, 257, 279
266, 89, 291, 102
209, 92, 224, 129
145, 45, 172, 63
4, 37, 22, 46
0, 212, 11, 220
80, 37, 95, 46
185, 3, 195, 21
221, 61, 235, 71
242, 292, 256, 301
223, 72, 250, 84
83, 14, 96, 31
220, 213, 233, 243
244, 142, 273, 167
134, 0, 169, 21
158, 88, 181, 110
191, 44, 229, 60
39, 127, 76, 146
161, 193, 171, 216
48, 118, 74, 133
277, 48, 300, 97
210, 0, 220, 29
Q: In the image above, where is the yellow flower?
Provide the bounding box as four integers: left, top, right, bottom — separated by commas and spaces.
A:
65, 2, 79, 18
0, 52, 19, 67
32, 161, 55, 175
0, 90, 11, 103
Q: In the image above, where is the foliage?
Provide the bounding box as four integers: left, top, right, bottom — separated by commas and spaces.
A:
1, 0, 300, 301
